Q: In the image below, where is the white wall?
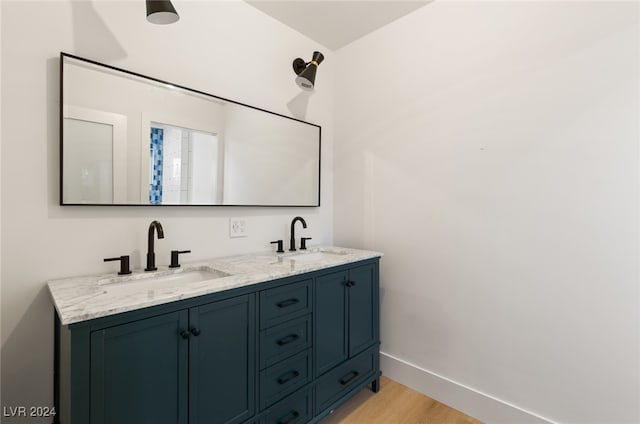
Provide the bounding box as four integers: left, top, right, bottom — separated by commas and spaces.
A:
334, 2, 639, 423
0, 0, 333, 417
0, 0, 3, 411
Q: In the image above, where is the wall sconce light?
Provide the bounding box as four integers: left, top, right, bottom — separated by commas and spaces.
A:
146, 0, 180, 25
292, 51, 324, 91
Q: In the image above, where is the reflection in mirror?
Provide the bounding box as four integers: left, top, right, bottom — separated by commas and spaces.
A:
61, 53, 321, 206
148, 122, 221, 205
64, 118, 114, 203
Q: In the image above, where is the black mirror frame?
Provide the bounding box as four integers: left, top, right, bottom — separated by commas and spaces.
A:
59, 52, 321, 207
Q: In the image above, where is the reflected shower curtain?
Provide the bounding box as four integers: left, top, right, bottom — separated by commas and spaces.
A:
149, 127, 164, 204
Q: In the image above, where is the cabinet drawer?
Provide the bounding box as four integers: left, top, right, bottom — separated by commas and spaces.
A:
260, 280, 311, 329
260, 388, 312, 424
260, 315, 311, 370
315, 347, 375, 413
260, 350, 311, 410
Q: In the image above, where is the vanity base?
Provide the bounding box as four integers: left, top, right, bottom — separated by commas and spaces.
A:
54, 257, 381, 424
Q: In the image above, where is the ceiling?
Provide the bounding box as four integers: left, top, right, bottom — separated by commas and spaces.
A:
245, 1, 430, 51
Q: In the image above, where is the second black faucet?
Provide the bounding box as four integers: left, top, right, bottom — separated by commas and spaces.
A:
289, 216, 307, 251
145, 220, 165, 271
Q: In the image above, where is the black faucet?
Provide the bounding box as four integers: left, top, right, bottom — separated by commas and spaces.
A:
145, 220, 165, 271
289, 216, 307, 251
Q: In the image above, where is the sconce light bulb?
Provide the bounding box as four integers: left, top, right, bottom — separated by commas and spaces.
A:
146, 0, 180, 25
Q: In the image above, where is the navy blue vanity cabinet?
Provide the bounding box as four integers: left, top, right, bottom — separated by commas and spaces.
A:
90, 311, 189, 424
315, 271, 348, 375
314, 262, 380, 416
258, 279, 313, 412
188, 295, 256, 424
55, 256, 381, 424
58, 294, 255, 424
315, 263, 378, 374
259, 279, 312, 330
347, 264, 378, 356
259, 388, 313, 424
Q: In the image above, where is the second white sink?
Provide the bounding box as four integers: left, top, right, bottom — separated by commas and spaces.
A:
288, 249, 349, 263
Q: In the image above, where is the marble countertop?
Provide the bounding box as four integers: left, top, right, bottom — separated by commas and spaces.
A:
48, 246, 382, 325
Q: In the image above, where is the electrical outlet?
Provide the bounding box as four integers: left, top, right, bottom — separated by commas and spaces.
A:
229, 218, 247, 238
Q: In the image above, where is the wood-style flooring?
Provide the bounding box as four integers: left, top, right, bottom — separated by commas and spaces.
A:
319, 376, 483, 424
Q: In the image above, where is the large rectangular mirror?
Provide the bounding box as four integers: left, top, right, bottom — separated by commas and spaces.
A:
60, 53, 321, 206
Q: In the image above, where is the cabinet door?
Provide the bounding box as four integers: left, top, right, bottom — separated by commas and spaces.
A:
189, 295, 255, 424
90, 311, 189, 424
315, 271, 348, 376
348, 263, 378, 357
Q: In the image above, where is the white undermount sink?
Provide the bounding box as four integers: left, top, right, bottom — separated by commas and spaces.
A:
288, 249, 349, 262
98, 266, 231, 290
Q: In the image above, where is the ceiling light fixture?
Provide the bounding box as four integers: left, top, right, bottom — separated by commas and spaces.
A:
146, 0, 180, 25
293, 51, 324, 91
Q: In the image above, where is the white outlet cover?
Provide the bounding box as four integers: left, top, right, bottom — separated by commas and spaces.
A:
229, 218, 247, 238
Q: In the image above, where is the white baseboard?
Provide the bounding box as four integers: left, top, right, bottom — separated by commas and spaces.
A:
380, 352, 556, 424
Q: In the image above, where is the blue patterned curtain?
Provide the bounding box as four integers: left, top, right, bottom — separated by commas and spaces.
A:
149, 128, 164, 204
